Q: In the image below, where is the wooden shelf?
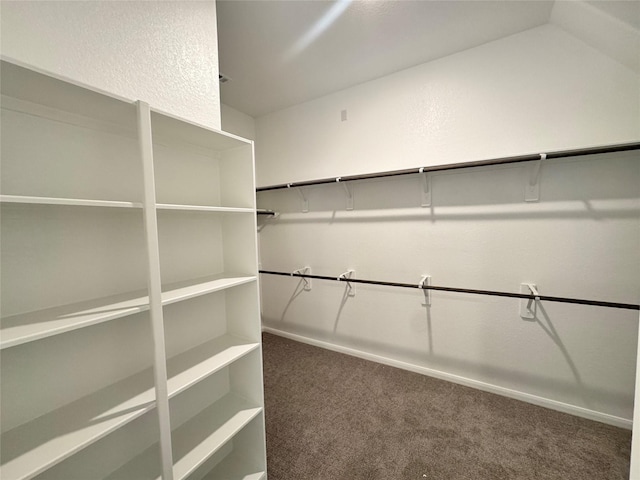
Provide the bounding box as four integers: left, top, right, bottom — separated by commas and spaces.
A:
0, 334, 258, 479
201, 451, 266, 480
0, 366, 156, 480
2, 58, 266, 479
173, 395, 262, 480
150, 108, 250, 152
1, 59, 137, 132
161, 275, 257, 307
0, 289, 150, 350
0, 195, 142, 209
156, 203, 254, 213
104, 394, 262, 480
166, 335, 260, 399
1, 275, 256, 349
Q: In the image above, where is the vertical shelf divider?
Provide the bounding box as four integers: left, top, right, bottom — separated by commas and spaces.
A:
137, 100, 175, 480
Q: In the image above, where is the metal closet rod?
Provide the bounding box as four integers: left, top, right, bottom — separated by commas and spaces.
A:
255, 142, 640, 192
259, 270, 640, 311
257, 209, 276, 216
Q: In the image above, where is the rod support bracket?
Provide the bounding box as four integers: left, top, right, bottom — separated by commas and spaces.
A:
419, 168, 432, 207
292, 266, 312, 291
525, 154, 545, 202
336, 177, 354, 211
288, 184, 308, 213
520, 283, 539, 319
338, 269, 356, 296
419, 275, 431, 306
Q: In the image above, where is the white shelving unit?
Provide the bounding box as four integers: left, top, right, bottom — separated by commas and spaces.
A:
0, 59, 267, 480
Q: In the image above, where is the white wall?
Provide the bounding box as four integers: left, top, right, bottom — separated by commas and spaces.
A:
633, 313, 640, 477
255, 24, 638, 187
0, 1, 221, 130
221, 103, 256, 140
256, 24, 640, 426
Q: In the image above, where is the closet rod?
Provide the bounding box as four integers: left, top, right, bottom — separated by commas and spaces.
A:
256, 142, 640, 192
257, 209, 277, 216
260, 270, 640, 311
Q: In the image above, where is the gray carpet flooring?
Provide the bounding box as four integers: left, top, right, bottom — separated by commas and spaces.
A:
262, 332, 631, 480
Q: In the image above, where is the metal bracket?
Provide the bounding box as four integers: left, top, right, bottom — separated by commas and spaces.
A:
336, 177, 354, 211
419, 168, 431, 207
292, 266, 312, 291
288, 184, 308, 213
419, 275, 431, 306
338, 269, 356, 296
256, 210, 279, 233
520, 283, 539, 319
525, 154, 544, 202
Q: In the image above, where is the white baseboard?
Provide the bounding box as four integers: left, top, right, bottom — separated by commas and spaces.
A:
262, 326, 633, 430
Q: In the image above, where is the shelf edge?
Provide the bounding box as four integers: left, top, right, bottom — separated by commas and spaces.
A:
0, 195, 143, 209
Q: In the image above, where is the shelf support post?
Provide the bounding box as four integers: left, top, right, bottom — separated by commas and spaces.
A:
137, 101, 174, 480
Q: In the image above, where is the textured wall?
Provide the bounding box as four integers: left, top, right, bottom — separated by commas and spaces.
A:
221, 103, 256, 140
0, 1, 221, 129
255, 25, 639, 187
256, 24, 640, 425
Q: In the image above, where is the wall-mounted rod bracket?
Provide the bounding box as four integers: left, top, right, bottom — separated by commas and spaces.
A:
288, 184, 309, 213
419, 275, 431, 306
338, 269, 356, 296
256, 209, 279, 233
292, 266, 312, 291
257, 143, 640, 194
520, 283, 539, 319
525, 154, 545, 202
260, 270, 639, 310
336, 177, 354, 210
419, 168, 432, 207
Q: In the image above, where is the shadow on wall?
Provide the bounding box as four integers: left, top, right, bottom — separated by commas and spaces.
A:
264, 280, 631, 415
535, 303, 590, 408
258, 205, 639, 226
256, 152, 640, 218
279, 278, 309, 323
265, 312, 633, 416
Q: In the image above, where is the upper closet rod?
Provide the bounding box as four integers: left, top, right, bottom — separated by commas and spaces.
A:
259, 270, 640, 311
256, 142, 640, 192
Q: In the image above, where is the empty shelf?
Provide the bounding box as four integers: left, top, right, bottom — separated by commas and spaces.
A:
201, 450, 266, 480
1, 275, 256, 349
150, 108, 250, 152
104, 394, 262, 480
173, 395, 262, 480
162, 275, 256, 306
0, 195, 142, 208
0, 367, 156, 480
166, 334, 260, 399
156, 204, 253, 213
0, 334, 258, 479
0, 289, 150, 349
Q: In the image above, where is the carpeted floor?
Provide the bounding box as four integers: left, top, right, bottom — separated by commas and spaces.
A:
262, 332, 631, 480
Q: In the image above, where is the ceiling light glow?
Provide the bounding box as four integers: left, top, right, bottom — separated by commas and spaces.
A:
285, 0, 352, 60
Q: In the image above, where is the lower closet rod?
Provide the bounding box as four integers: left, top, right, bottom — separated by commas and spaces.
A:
259, 270, 640, 311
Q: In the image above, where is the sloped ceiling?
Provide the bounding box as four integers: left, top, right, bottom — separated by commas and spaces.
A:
216, 0, 639, 118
